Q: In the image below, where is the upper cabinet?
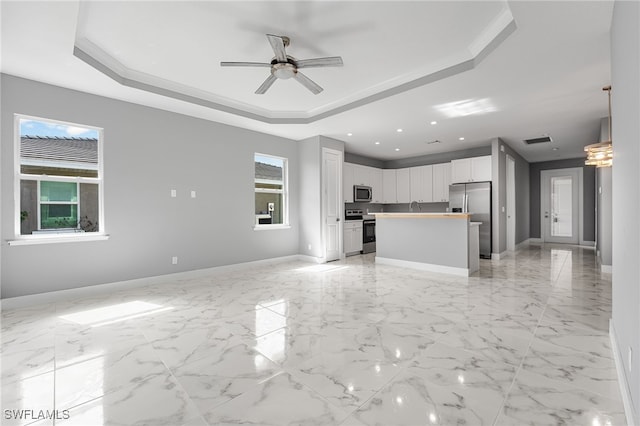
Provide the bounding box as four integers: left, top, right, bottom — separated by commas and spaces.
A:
345, 156, 488, 204
396, 168, 411, 203
409, 165, 433, 203
432, 162, 451, 202
382, 169, 397, 203
345, 163, 384, 203
343, 162, 355, 202
370, 168, 383, 203
450, 155, 492, 183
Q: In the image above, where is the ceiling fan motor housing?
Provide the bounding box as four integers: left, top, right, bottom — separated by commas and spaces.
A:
272, 62, 297, 79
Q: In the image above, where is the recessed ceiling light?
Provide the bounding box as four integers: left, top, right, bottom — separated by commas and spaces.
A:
374, 141, 380, 145
396, 128, 403, 133
395, 148, 400, 151
430, 121, 437, 125
347, 133, 353, 136
459, 137, 465, 141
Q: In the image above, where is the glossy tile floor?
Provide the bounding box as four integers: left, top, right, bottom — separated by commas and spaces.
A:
1, 243, 624, 425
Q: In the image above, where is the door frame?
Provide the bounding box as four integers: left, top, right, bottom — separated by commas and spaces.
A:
321, 147, 343, 261
540, 167, 583, 244
506, 155, 516, 251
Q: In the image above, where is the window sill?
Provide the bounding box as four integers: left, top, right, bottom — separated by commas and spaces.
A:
7, 234, 110, 246
253, 225, 291, 231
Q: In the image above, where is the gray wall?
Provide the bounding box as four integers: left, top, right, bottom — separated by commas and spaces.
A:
344, 152, 384, 169
491, 138, 530, 255
611, 0, 640, 421
383, 146, 491, 169
596, 167, 612, 266
529, 158, 595, 241
1, 75, 300, 298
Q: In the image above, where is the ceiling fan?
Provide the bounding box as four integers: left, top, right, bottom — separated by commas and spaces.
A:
220, 34, 343, 95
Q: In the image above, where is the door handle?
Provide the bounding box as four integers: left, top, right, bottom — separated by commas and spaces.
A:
336, 217, 340, 222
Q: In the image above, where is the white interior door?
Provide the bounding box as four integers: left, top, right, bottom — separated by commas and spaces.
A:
541, 168, 580, 244
506, 155, 516, 251
322, 148, 342, 261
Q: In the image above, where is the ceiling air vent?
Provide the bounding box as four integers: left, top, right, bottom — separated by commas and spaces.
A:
523, 136, 553, 145
425, 140, 442, 145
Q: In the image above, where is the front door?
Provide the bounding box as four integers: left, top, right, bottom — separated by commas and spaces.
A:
541, 168, 580, 244
322, 148, 342, 261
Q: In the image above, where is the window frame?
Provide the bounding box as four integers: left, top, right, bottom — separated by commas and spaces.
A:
253, 152, 289, 230
10, 114, 107, 245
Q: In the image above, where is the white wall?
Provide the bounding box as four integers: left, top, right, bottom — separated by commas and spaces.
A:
297, 135, 344, 260
1, 75, 300, 298
611, 0, 640, 422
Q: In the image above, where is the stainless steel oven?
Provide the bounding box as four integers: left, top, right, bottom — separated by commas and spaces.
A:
362, 217, 376, 253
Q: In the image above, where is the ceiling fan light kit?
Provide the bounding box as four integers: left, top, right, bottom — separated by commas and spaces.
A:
220, 34, 343, 95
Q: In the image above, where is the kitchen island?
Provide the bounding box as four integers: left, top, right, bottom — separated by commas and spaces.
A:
374, 212, 480, 276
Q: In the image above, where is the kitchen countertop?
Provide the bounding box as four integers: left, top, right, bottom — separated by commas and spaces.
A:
373, 212, 471, 219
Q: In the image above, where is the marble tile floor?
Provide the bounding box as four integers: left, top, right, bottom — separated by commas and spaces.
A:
1, 243, 624, 425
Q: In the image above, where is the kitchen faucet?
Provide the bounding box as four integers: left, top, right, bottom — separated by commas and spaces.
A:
409, 201, 421, 212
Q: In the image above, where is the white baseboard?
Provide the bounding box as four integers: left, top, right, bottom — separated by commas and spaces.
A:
529, 238, 543, 244
600, 264, 612, 274
296, 254, 326, 264
610, 320, 637, 426
375, 256, 470, 277
515, 239, 532, 249
491, 250, 509, 260
1, 254, 313, 310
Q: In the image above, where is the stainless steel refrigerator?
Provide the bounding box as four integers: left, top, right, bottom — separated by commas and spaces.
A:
449, 182, 492, 259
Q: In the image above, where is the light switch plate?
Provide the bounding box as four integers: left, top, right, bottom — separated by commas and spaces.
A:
171, 189, 177, 198
191, 190, 196, 198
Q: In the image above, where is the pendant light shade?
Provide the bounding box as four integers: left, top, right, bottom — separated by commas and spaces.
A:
585, 86, 613, 168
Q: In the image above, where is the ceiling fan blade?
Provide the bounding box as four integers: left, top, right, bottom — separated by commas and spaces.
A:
220, 61, 271, 67
255, 74, 277, 94
294, 71, 323, 94
295, 56, 343, 68
266, 34, 288, 63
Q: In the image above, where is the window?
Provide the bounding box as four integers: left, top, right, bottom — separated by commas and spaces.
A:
254, 153, 288, 227
15, 115, 104, 240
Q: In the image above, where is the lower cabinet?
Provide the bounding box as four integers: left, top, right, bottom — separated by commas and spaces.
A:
344, 221, 363, 254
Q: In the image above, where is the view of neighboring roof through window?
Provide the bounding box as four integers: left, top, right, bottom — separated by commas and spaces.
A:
254, 153, 288, 227
17, 116, 103, 238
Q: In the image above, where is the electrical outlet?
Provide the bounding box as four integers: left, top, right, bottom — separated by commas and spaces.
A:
170, 189, 177, 198
629, 347, 633, 371
172, 256, 178, 265
191, 190, 196, 198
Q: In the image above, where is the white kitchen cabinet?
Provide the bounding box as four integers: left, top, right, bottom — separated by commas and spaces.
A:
450, 156, 492, 183
396, 168, 411, 203
353, 164, 369, 186
371, 168, 383, 203
432, 162, 451, 202
343, 221, 363, 254
343, 162, 355, 202
382, 169, 397, 203
451, 158, 472, 183
409, 165, 433, 203
471, 156, 492, 182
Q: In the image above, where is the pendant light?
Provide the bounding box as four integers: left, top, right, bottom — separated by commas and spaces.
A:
584, 86, 613, 168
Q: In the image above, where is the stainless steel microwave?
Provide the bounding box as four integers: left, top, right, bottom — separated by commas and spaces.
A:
354, 185, 372, 202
